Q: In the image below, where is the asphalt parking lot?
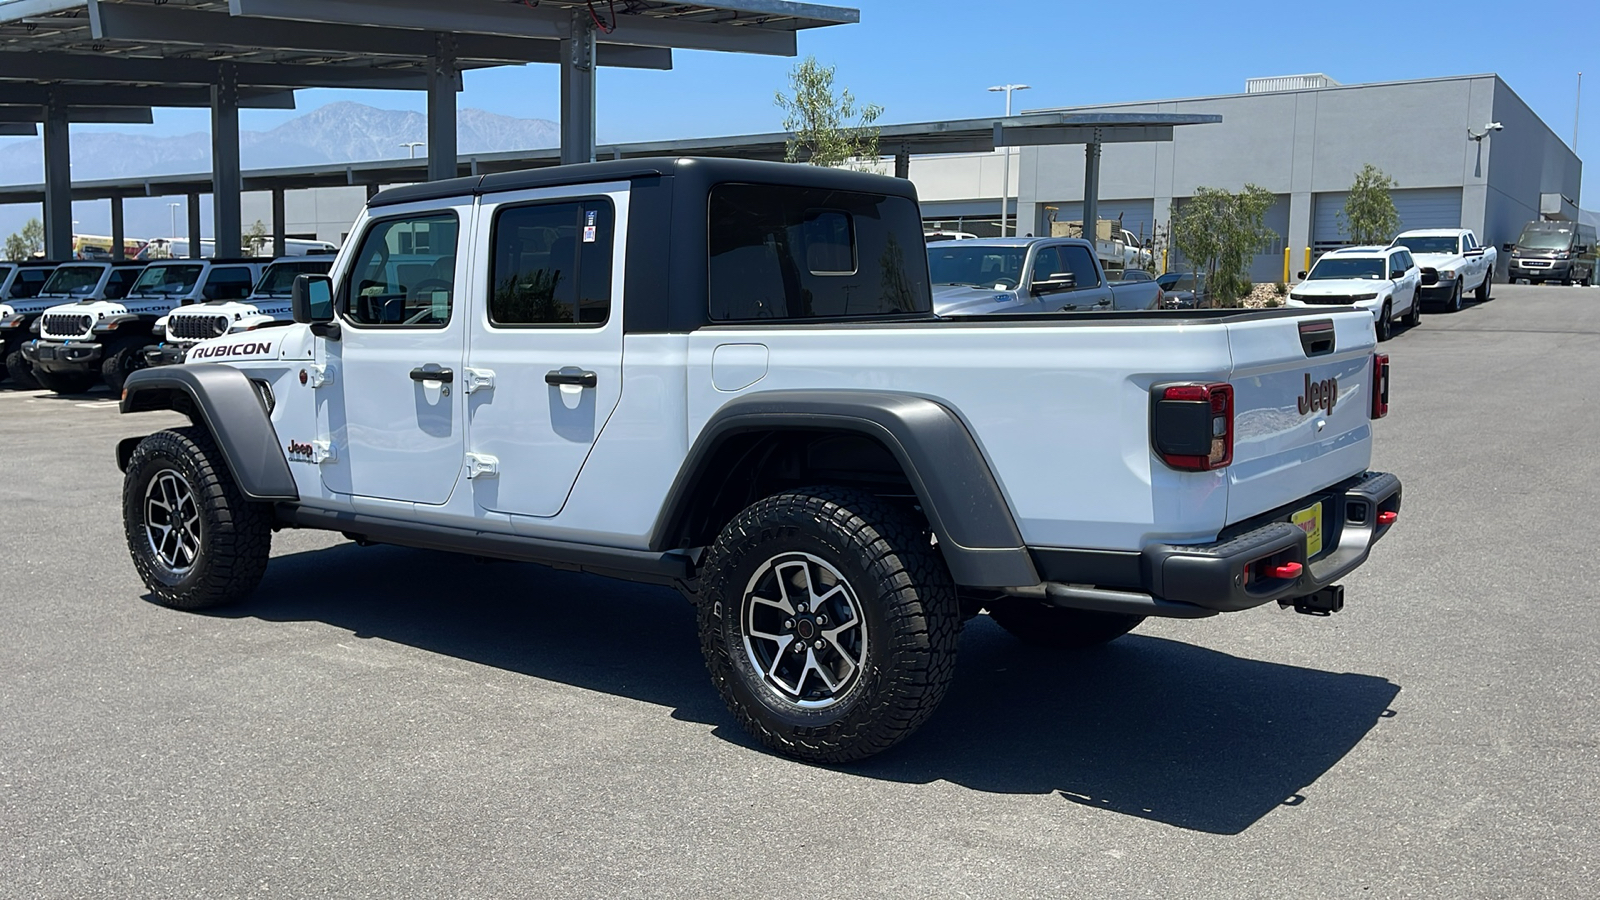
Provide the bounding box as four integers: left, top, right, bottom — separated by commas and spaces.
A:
2, 282, 1596, 899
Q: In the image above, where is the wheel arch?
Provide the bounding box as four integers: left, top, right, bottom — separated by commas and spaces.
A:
118, 364, 298, 502
650, 390, 1038, 588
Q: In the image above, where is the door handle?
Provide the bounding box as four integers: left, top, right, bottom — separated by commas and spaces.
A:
545, 369, 598, 388
409, 366, 454, 383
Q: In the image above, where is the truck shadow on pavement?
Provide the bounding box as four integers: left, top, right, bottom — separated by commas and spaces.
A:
213, 542, 1399, 837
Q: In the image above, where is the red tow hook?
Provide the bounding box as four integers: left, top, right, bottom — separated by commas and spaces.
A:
1377, 511, 1398, 526
1270, 561, 1303, 579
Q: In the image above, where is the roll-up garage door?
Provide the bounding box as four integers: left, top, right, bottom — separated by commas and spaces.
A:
1041, 200, 1156, 242
1313, 188, 1463, 250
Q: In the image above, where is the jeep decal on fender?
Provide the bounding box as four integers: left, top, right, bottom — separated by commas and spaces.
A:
1297, 373, 1338, 415
188, 340, 276, 360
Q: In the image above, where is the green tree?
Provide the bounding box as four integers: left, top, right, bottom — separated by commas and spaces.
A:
1170, 184, 1277, 307
4, 217, 44, 261
1342, 163, 1400, 245
244, 219, 269, 257
775, 56, 883, 169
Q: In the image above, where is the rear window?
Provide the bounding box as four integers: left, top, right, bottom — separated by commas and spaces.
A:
105, 268, 140, 300
708, 183, 930, 321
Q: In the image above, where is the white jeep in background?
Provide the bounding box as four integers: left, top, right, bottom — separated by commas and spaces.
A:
1288, 246, 1420, 341
114, 157, 1402, 763
146, 256, 334, 368
1390, 228, 1496, 311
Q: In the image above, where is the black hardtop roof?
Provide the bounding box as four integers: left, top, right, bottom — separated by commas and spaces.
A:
145, 257, 258, 266
368, 156, 919, 209
14, 259, 63, 267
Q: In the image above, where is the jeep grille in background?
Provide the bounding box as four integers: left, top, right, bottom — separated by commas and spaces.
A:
42, 313, 93, 338
169, 314, 231, 340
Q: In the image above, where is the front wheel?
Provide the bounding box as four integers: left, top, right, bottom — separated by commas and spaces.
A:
4, 349, 39, 389
1475, 271, 1492, 301
101, 337, 148, 395
985, 599, 1145, 649
697, 486, 960, 763
1450, 281, 1464, 312
1376, 301, 1393, 341
122, 426, 273, 609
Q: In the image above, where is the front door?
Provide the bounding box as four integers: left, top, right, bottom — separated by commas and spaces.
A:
319, 205, 469, 505
464, 184, 627, 518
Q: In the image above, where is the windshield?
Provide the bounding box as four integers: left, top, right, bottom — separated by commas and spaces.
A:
1516, 226, 1574, 251
1392, 236, 1460, 255
1308, 257, 1385, 280
255, 261, 330, 295
39, 265, 104, 297
10, 269, 52, 298
1157, 273, 1202, 291
927, 245, 1027, 289
130, 264, 204, 295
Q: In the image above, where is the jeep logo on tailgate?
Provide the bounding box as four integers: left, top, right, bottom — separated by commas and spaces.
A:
1297, 373, 1338, 415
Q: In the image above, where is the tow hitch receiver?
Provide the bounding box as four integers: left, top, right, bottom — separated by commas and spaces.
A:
1281, 584, 1344, 616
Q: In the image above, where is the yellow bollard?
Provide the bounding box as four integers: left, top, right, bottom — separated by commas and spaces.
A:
1162, 249, 1168, 274
1304, 247, 1312, 276
1283, 247, 1291, 285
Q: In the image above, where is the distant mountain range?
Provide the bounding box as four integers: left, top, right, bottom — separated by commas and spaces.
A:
0, 101, 559, 186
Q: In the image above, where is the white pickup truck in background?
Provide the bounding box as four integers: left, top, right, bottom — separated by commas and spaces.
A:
1390, 228, 1496, 311
113, 157, 1402, 763
928, 236, 1162, 314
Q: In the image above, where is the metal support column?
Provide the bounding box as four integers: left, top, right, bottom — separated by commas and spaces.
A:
186, 193, 202, 258
1082, 134, 1102, 243
560, 9, 596, 165
271, 188, 287, 258
42, 93, 73, 260
426, 33, 458, 183
110, 196, 125, 261
893, 144, 911, 180
211, 62, 242, 258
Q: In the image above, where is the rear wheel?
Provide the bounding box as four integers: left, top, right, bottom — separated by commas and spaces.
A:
986, 598, 1145, 649
1376, 301, 1393, 341
33, 367, 96, 395
4, 349, 39, 389
122, 426, 272, 610
696, 486, 960, 763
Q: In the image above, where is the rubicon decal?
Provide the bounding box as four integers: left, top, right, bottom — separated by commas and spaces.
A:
189, 341, 275, 359
1297, 373, 1338, 415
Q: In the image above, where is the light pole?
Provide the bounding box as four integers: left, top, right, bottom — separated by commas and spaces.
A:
168, 202, 180, 239
988, 84, 1030, 236
400, 141, 426, 159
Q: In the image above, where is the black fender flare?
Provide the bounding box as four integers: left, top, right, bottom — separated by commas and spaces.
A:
117, 364, 298, 502
650, 390, 1038, 588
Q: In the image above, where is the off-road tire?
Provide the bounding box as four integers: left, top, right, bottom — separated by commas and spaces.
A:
697, 486, 960, 763
1376, 301, 1393, 341
33, 366, 96, 394
1475, 272, 1492, 301
101, 336, 147, 395
985, 599, 1145, 649
122, 426, 272, 610
4, 349, 39, 389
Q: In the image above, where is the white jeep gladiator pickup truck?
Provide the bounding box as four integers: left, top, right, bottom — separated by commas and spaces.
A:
114, 158, 1402, 763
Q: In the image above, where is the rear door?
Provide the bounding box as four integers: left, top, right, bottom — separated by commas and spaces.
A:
317, 204, 469, 505
1223, 311, 1376, 525
463, 183, 627, 518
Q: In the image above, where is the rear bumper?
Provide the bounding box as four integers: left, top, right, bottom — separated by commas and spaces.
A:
1021, 471, 1402, 617
21, 338, 102, 371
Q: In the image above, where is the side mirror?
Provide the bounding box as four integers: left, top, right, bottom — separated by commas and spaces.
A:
1578, 245, 1591, 253
1297, 270, 1308, 280
291, 274, 334, 324
1031, 272, 1077, 294
1390, 271, 1405, 280
1501, 243, 1515, 252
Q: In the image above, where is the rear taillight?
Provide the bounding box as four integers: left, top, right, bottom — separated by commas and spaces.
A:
1151, 382, 1233, 471
1371, 353, 1390, 419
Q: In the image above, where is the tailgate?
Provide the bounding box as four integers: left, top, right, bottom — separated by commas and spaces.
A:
1225, 311, 1375, 525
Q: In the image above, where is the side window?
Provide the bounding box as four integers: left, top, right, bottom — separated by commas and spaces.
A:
204, 266, 254, 301
708, 183, 930, 321
104, 269, 138, 300
344, 213, 459, 327
488, 199, 614, 326
1058, 245, 1101, 289
1462, 233, 1476, 251
1030, 247, 1065, 283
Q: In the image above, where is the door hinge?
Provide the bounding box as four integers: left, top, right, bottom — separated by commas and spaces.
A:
465, 452, 500, 479
463, 367, 495, 395
307, 364, 334, 388
311, 439, 336, 464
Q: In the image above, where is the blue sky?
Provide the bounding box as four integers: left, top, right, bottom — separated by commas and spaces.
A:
11, 0, 1600, 206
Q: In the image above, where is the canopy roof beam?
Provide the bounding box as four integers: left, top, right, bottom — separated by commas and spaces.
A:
0, 84, 295, 108
0, 105, 153, 124
0, 51, 437, 91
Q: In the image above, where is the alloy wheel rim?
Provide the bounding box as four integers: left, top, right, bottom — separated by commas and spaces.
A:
740, 552, 868, 709
144, 468, 202, 573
